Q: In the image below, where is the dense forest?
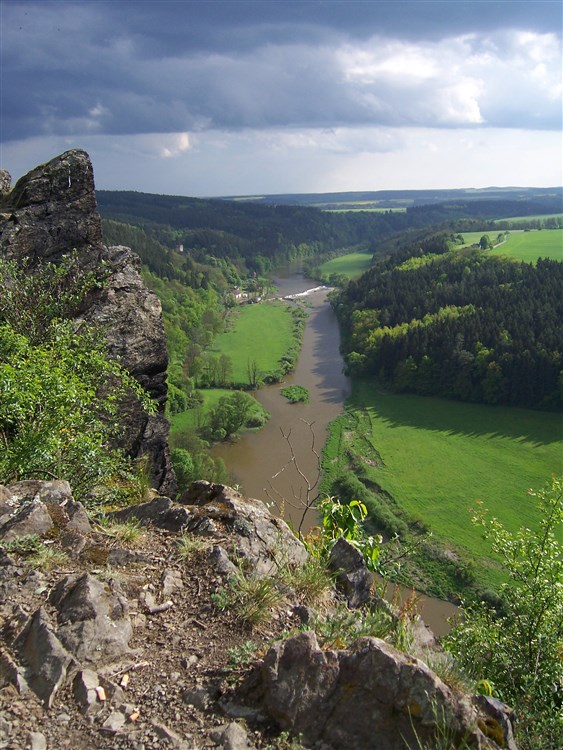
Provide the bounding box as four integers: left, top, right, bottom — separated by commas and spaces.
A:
97, 189, 561, 275
335, 233, 562, 409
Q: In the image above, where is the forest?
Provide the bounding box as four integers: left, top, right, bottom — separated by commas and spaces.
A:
97, 188, 561, 275
335, 233, 562, 409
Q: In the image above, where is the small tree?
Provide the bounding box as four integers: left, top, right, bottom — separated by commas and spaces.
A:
445, 477, 563, 749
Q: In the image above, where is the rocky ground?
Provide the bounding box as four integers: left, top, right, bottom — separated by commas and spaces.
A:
0, 480, 518, 750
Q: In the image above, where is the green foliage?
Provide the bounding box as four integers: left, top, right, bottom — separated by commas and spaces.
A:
206, 390, 253, 440
0, 255, 105, 345
445, 477, 563, 749
280, 385, 310, 404
0, 258, 155, 505
311, 599, 395, 650
169, 433, 230, 490
317, 496, 382, 572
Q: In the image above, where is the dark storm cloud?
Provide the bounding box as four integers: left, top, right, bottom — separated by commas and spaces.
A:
2, 0, 561, 141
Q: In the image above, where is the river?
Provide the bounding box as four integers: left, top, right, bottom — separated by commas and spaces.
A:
212, 266, 458, 635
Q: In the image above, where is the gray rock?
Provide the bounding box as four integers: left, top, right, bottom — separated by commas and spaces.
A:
473, 695, 519, 750
208, 546, 238, 577
8, 480, 73, 505
15, 608, 75, 708
0, 168, 11, 195
0, 648, 29, 694
0, 498, 53, 541
151, 720, 190, 749
27, 731, 47, 750
211, 722, 253, 750
328, 537, 372, 608
73, 668, 100, 713
236, 631, 514, 750
108, 496, 191, 532
101, 710, 127, 734
0, 151, 176, 496
184, 483, 308, 576
182, 683, 218, 711
49, 573, 132, 665
161, 568, 184, 598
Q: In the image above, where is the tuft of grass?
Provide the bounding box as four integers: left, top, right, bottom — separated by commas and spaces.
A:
175, 534, 210, 562
27, 544, 69, 571
96, 516, 145, 547
212, 570, 284, 627
420, 650, 474, 695
2, 534, 43, 556
312, 600, 397, 651
278, 556, 333, 607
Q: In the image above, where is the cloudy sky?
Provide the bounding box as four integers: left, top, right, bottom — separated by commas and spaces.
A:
1, 0, 561, 196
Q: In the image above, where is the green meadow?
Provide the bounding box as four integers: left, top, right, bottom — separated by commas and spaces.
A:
490, 228, 562, 262
169, 388, 268, 435
323, 381, 562, 589
318, 251, 374, 280
211, 300, 298, 384
459, 229, 562, 262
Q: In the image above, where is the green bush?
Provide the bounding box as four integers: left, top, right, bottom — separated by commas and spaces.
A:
445, 477, 563, 749
0, 257, 154, 505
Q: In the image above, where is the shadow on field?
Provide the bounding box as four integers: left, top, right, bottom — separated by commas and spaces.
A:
352, 380, 562, 447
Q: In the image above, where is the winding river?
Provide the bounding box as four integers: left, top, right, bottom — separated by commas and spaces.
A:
212, 267, 458, 635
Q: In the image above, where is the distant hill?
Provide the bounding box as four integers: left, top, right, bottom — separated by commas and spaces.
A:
218, 186, 563, 211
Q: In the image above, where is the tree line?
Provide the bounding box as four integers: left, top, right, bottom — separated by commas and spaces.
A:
335, 238, 562, 409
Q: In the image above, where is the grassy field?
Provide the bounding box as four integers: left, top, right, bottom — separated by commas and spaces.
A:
323, 381, 562, 590
169, 388, 268, 435
211, 300, 298, 384
494, 213, 563, 224
459, 229, 562, 262
318, 251, 374, 280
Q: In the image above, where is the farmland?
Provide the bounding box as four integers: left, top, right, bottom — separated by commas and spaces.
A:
459, 228, 562, 262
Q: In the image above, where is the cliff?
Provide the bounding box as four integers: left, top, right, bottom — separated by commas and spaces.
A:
0, 151, 176, 496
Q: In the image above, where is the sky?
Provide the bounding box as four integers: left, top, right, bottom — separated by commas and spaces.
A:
1, 0, 561, 197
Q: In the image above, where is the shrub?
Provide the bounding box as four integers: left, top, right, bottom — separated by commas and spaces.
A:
444, 477, 563, 749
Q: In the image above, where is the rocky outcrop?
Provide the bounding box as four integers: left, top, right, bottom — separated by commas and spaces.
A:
235, 631, 517, 750
0, 151, 175, 495
109, 481, 308, 575
0, 479, 519, 750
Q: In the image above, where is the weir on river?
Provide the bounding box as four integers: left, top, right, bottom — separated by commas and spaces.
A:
211, 266, 458, 635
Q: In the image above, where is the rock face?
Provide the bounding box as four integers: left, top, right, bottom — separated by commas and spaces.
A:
236, 631, 517, 750
0, 150, 176, 495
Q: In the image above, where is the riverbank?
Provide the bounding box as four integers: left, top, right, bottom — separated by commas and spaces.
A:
321, 379, 562, 600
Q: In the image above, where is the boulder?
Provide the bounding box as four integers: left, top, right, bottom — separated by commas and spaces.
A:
182, 482, 308, 575
0, 498, 53, 541
49, 573, 132, 665
108, 495, 192, 532
236, 631, 515, 750
0, 150, 176, 496
15, 608, 76, 708
0, 480, 93, 541
328, 537, 372, 608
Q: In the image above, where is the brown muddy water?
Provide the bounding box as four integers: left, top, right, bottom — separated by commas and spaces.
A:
211, 268, 458, 635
